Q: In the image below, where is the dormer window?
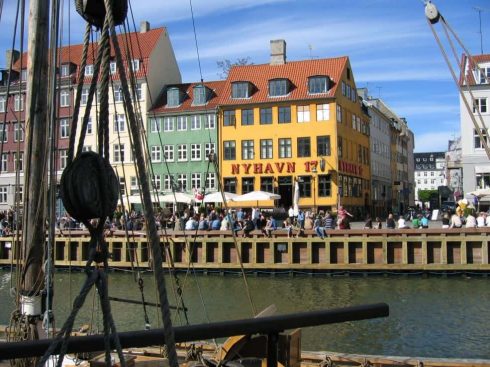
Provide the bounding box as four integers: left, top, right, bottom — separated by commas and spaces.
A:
131, 59, 140, 72
167, 87, 181, 107
479, 66, 490, 84
231, 82, 252, 99
269, 79, 289, 97
110, 61, 117, 75
193, 84, 208, 105
308, 76, 329, 94
61, 64, 70, 77
85, 64, 94, 76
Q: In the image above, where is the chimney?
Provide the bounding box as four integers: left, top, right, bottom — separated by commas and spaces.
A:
270, 39, 286, 65
140, 21, 150, 33
5, 50, 20, 68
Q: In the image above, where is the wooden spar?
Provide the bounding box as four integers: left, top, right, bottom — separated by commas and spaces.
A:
20, 0, 50, 310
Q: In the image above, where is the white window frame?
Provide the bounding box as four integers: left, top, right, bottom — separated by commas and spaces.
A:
0, 96, 6, 113
205, 114, 216, 129
113, 144, 125, 163
60, 150, 68, 170
297, 105, 310, 123
164, 145, 174, 161
164, 117, 174, 132
191, 143, 201, 161
1, 153, 8, 172
153, 174, 161, 191
82, 146, 92, 152
177, 174, 187, 191
61, 64, 70, 77
14, 152, 23, 171
86, 116, 93, 135
81, 89, 89, 105
206, 173, 217, 190
114, 114, 125, 133
114, 87, 123, 103
110, 62, 117, 75
191, 173, 201, 191
85, 64, 94, 76
178, 144, 187, 161
60, 90, 70, 107
136, 83, 144, 101
131, 59, 140, 72
14, 123, 24, 142
336, 105, 342, 123
151, 146, 162, 162
0, 124, 7, 143
473, 98, 488, 114
177, 116, 187, 131
60, 118, 70, 138
0, 186, 7, 203
150, 118, 162, 133
191, 115, 201, 130
164, 175, 171, 191
317, 103, 330, 121
205, 143, 216, 160
14, 94, 24, 111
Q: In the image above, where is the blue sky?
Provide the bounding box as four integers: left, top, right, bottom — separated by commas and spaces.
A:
1, 0, 489, 152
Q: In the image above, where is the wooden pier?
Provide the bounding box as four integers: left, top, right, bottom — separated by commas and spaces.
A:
0, 228, 489, 273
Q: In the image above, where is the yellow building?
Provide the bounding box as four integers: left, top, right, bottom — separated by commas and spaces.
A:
218, 40, 370, 216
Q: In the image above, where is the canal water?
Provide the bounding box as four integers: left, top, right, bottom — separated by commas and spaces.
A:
0, 269, 489, 359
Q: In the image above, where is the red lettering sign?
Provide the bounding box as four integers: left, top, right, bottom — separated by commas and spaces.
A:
231, 164, 240, 175
253, 163, 263, 174
275, 162, 285, 173
286, 162, 295, 173
264, 163, 274, 174
242, 163, 252, 174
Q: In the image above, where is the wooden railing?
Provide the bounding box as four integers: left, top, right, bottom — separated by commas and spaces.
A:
0, 228, 489, 272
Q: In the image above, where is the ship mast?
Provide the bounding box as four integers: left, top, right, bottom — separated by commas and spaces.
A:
19, 0, 50, 334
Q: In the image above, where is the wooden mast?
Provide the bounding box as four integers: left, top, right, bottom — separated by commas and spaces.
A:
20, 0, 50, 325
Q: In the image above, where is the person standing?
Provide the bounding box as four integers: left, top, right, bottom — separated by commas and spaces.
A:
297, 209, 305, 231
288, 206, 295, 223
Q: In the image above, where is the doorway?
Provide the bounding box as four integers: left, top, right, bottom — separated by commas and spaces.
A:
278, 176, 293, 209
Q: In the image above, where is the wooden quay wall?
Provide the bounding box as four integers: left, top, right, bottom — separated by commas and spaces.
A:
0, 228, 489, 274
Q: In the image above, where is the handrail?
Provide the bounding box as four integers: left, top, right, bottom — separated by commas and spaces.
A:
0, 303, 389, 360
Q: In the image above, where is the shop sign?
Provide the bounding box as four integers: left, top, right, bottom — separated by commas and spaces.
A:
339, 160, 363, 176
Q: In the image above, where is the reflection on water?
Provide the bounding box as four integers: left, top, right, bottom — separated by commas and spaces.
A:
1, 269, 489, 359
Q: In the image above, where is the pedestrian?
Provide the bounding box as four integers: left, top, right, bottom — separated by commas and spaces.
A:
297, 209, 305, 231
288, 206, 294, 223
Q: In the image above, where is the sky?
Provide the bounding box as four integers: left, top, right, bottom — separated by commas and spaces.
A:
0, 0, 489, 153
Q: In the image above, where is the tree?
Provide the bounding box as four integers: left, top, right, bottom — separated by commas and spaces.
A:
216, 57, 253, 79
418, 189, 437, 203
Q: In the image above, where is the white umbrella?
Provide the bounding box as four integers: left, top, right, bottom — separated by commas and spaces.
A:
203, 191, 238, 203
233, 190, 281, 202
120, 192, 162, 205
468, 188, 490, 198
159, 192, 194, 204
293, 181, 300, 216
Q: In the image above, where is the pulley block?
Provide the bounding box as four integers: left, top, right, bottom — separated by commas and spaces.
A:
75, 0, 128, 29
60, 151, 119, 222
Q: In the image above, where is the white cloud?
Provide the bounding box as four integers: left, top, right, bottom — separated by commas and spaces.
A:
414, 131, 455, 152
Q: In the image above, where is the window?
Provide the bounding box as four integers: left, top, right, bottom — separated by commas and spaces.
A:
336, 105, 343, 123
14, 123, 24, 142
85, 64, 94, 76
242, 109, 254, 125
297, 137, 310, 157
474, 129, 489, 149
21, 69, 27, 81
231, 82, 250, 98
261, 177, 274, 192
178, 144, 187, 161
0, 187, 7, 203
223, 110, 235, 126
153, 175, 161, 191
167, 88, 180, 107
205, 114, 216, 129
269, 79, 288, 97
60, 119, 70, 138
0, 96, 5, 112
206, 173, 217, 190
150, 118, 162, 133
61, 64, 70, 77
164, 117, 174, 131
60, 149, 68, 170
14, 152, 23, 171
260, 108, 272, 125
297, 105, 310, 123
242, 177, 254, 194
131, 59, 140, 72
317, 104, 329, 121
110, 62, 117, 75
163, 175, 171, 191
82, 145, 92, 152
476, 172, 490, 189
114, 114, 125, 132
479, 67, 490, 84
1, 153, 7, 172
278, 106, 291, 123
473, 98, 488, 113
191, 173, 201, 190
308, 76, 329, 94
114, 87, 123, 103
177, 174, 187, 191
191, 144, 201, 161
177, 116, 187, 131
260, 139, 273, 159
14, 94, 24, 111
205, 143, 216, 160
193, 85, 207, 105
86, 116, 93, 134
279, 138, 292, 158
151, 146, 161, 162
298, 176, 312, 197
60, 90, 70, 107
224, 178, 237, 193
0, 125, 7, 143
113, 144, 125, 162
191, 115, 201, 130
337, 137, 343, 158
135, 83, 143, 101
81, 89, 89, 105
164, 145, 174, 161
242, 140, 254, 160
223, 141, 236, 160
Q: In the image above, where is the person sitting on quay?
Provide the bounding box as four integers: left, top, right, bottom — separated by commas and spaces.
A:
284, 217, 293, 238
465, 211, 477, 228
477, 212, 487, 227
397, 215, 409, 229
211, 215, 221, 230
420, 215, 429, 229
411, 215, 420, 229
386, 213, 396, 229
185, 214, 199, 230
363, 215, 373, 229
324, 212, 335, 232
374, 217, 383, 229
242, 215, 255, 238
449, 211, 462, 228
441, 212, 450, 229
198, 214, 209, 230
314, 214, 325, 239
304, 212, 314, 231
262, 216, 275, 238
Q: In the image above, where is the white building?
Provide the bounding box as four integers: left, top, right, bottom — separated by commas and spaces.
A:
460, 54, 490, 204
414, 152, 445, 204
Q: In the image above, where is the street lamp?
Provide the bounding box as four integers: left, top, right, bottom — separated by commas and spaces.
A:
312, 166, 317, 213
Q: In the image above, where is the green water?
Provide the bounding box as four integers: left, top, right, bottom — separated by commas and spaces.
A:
1, 269, 489, 359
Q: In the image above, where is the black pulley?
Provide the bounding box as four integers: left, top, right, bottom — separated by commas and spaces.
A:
75, 0, 128, 29
60, 151, 119, 222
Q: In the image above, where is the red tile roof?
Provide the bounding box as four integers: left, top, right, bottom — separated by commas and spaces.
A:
12, 27, 165, 81
218, 57, 348, 105
459, 53, 490, 85
150, 80, 226, 114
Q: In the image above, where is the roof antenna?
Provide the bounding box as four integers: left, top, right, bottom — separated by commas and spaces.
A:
473, 7, 487, 54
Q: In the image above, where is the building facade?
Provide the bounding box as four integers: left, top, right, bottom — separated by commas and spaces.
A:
445, 137, 463, 200
218, 40, 371, 217
460, 54, 490, 203
414, 152, 445, 204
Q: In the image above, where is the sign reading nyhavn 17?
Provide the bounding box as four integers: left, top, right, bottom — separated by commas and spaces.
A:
230, 160, 327, 175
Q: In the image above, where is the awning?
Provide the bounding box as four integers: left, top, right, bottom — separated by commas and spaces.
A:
474, 165, 490, 173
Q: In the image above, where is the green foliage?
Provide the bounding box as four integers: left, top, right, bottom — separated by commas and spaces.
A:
418, 189, 437, 203
216, 57, 253, 79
